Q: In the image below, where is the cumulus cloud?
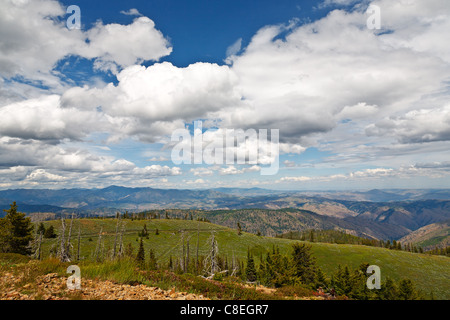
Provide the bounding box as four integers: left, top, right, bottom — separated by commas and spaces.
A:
29, 0, 450, 153
26, 169, 67, 182
61, 62, 241, 142
0, 95, 108, 141
0, 136, 182, 188
366, 105, 450, 143
219, 165, 244, 175
131, 165, 181, 177
0, 0, 171, 91
79, 17, 172, 74
218, 0, 450, 151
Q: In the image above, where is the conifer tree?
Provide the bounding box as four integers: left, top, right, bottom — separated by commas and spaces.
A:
168, 256, 173, 270
376, 277, 398, 300
315, 267, 328, 288
148, 248, 157, 270
125, 242, 134, 257
0, 218, 12, 253
245, 249, 257, 282
37, 223, 46, 236
136, 238, 145, 266
309, 230, 314, 242
291, 243, 316, 285
398, 279, 419, 300
1, 202, 34, 255
44, 225, 57, 238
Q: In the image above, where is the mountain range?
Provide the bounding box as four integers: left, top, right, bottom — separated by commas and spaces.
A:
1, 186, 450, 242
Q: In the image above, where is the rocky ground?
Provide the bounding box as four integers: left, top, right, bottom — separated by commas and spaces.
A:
0, 271, 208, 300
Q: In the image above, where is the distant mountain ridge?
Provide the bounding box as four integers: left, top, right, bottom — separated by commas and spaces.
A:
1, 186, 450, 241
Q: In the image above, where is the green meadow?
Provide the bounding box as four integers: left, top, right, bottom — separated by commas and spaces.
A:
37, 218, 450, 299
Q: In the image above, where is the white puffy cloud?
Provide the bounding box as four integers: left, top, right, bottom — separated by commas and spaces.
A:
0, 136, 182, 188
0, 95, 108, 141
79, 17, 172, 74
26, 169, 67, 182
219, 165, 244, 175
62, 62, 240, 121
132, 165, 181, 177
60, 62, 241, 143
216, 165, 261, 175
0, 0, 171, 92
366, 105, 450, 143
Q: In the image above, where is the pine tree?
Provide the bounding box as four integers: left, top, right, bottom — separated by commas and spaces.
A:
245, 250, 257, 282
237, 222, 242, 236
398, 279, 419, 300
2, 202, 34, 255
315, 267, 328, 288
309, 230, 315, 242
44, 225, 57, 238
291, 243, 316, 285
168, 256, 173, 270
125, 243, 134, 257
136, 238, 145, 266
0, 218, 12, 253
376, 277, 398, 300
37, 223, 46, 236
148, 249, 157, 270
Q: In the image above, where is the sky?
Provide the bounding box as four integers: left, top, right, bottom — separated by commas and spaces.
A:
0, 0, 450, 190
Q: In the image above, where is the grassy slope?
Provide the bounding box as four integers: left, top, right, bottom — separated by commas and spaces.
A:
38, 218, 450, 299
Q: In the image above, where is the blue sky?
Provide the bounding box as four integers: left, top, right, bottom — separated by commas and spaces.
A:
1, 0, 450, 190
60, 0, 327, 67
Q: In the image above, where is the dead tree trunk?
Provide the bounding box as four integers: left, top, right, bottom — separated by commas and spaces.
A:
181, 230, 186, 273
186, 239, 190, 273
57, 217, 70, 262
196, 220, 200, 274
203, 232, 219, 278
113, 212, 121, 258
94, 227, 103, 262
65, 214, 74, 260
118, 223, 125, 258
32, 231, 43, 260
76, 224, 81, 261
